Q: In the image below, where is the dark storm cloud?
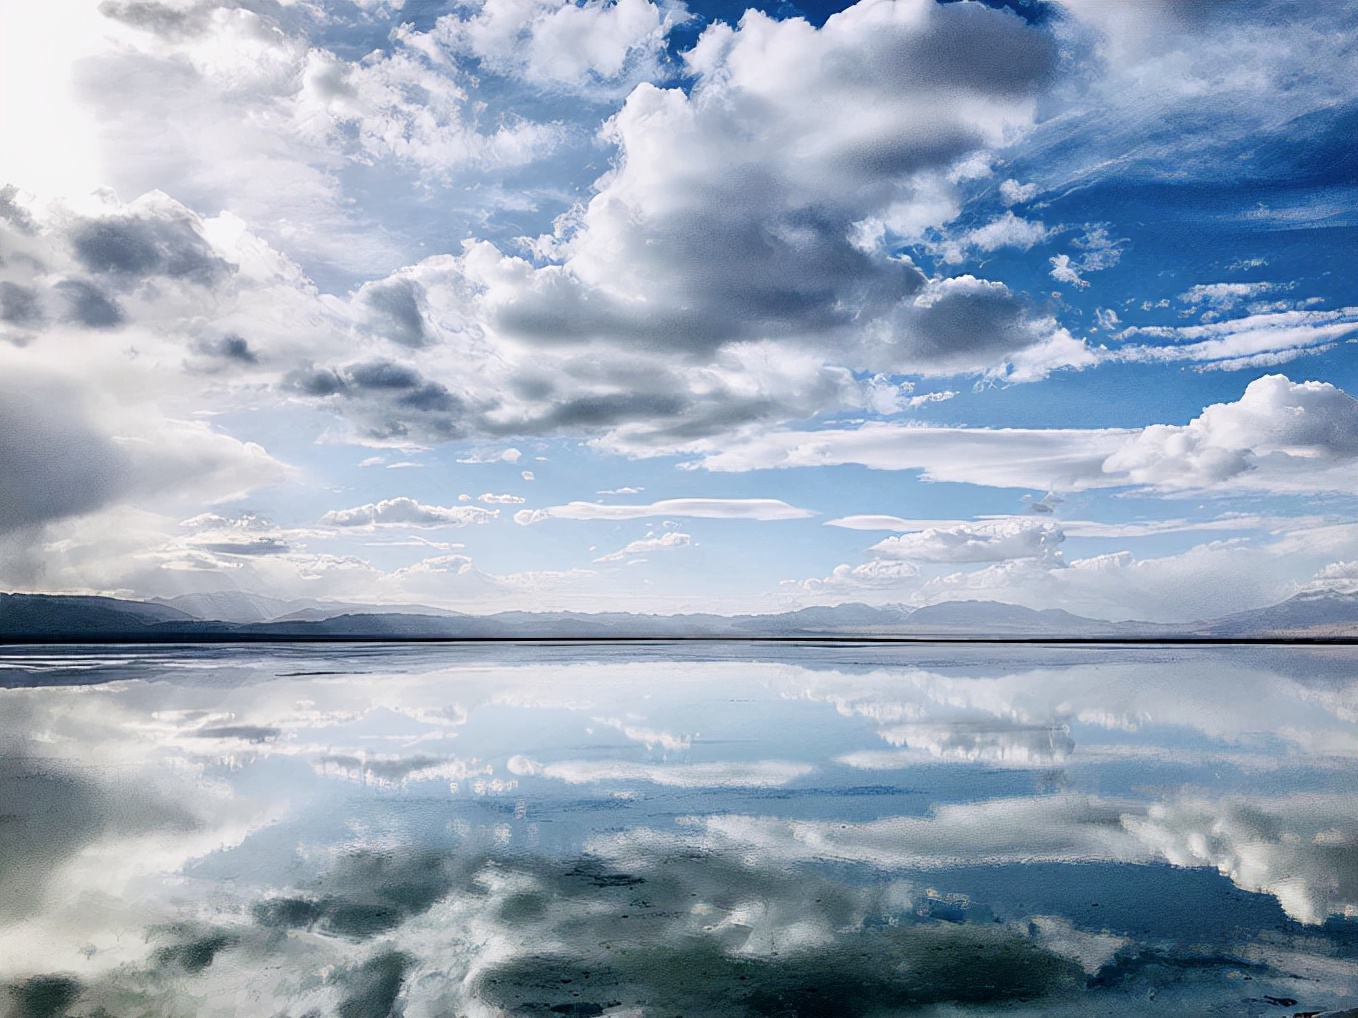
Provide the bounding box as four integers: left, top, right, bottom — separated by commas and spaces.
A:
70, 208, 232, 287
54, 279, 124, 328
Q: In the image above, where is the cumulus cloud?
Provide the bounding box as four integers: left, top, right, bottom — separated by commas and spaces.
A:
321, 497, 498, 528
266, 0, 1083, 448
515, 498, 816, 525
1102, 375, 1358, 490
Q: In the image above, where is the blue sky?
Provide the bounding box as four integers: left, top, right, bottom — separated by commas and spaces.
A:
0, 0, 1355, 619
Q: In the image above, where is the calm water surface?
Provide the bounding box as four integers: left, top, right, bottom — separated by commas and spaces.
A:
1, 643, 1355, 1017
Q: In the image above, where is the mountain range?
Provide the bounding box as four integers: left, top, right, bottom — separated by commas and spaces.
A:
1, 590, 1354, 641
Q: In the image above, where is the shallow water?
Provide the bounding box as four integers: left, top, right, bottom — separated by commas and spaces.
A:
0, 642, 1354, 1017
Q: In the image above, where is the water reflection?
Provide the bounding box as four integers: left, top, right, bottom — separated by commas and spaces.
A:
0, 644, 1354, 1017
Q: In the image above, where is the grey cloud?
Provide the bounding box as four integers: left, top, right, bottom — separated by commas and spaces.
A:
70, 207, 232, 287
0, 368, 283, 543
835, 0, 1060, 99
0, 283, 42, 327
458, 0, 1066, 374
285, 361, 473, 442
0, 185, 37, 234
194, 333, 259, 363
0, 378, 133, 533
890, 276, 1052, 374
54, 279, 124, 328
196, 538, 291, 556
98, 1, 211, 38
361, 278, 432, 349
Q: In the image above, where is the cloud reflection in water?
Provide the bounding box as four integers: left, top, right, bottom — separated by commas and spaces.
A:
0, 643, 1354, 1017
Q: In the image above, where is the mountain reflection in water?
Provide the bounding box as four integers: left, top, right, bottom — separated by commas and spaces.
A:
0, 643, 1354, 1017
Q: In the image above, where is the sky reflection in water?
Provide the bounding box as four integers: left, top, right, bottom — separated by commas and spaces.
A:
0, 643, 1354, 1017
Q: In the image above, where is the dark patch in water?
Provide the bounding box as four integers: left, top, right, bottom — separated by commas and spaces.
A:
6, 976, 80, 1018
476, 924, 1080, 1017
253, 849, 457, 940
337, 951, 408, 1018
153, 931, 237, 973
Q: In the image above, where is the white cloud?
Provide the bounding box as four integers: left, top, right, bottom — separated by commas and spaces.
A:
1299, 559, 1358, 596
1049, 253, 1087, 288
826, 513, 1324, 540
536, 759, 813, 788
71, 4, 560, 275
998, 178, 1037, 205
478, 492, 526, 504
964, 212, 1049, 253
457, 448, 522, 464
693, 374, 1358, 495
1180, 281, 1274, 311
789, 520, 1358, 622
431, 0, 684, 92
594, 530, 691, 562
692, 420, 1131, 489
515, 498, 816, 525
868, 519, 1064, 564
1102, 374, 1358, 491
696, 795, 1146, 870
1112, 308, 1358, 372
1123, 794, 1358, 926
321, 497, 498, 528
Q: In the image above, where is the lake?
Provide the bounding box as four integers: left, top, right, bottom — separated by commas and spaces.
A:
1, 643, 1355, 1017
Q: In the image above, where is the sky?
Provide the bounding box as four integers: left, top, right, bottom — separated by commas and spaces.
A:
0, 0, 1355, 620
